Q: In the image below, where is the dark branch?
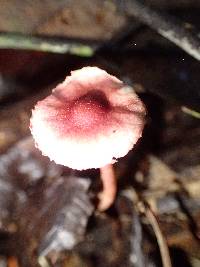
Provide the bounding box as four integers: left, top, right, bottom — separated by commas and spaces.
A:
123, 0, 200, 61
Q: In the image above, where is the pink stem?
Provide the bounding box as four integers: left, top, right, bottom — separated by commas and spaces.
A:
98, 164, 117, 211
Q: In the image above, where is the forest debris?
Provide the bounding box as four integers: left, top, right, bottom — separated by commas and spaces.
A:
0, 137, 93, 265
145, 155, 177, 192
129, 210, 145, 267
180, 165, 200, 198
38, 177, 93, 256
0, 137, 62, 229
0, 0, 126, 40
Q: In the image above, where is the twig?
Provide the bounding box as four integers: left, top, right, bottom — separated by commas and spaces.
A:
181, 106, 200, 119
123, 189, 172, 267
0, 32, 98, 56
123, 0, 200, 61
141, 203, 172, 267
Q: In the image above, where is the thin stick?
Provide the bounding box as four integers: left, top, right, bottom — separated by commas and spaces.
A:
0, 32, 97, 56
181, 106, 200, 119
123, 189, 172, 267
98, 164, 117, 211
142, 204, 172, 267
124, 0, 200, 61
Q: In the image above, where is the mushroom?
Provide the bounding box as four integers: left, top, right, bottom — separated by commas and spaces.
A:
30, 67, 146, 211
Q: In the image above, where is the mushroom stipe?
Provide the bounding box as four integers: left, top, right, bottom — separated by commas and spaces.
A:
30, 67, 146, 211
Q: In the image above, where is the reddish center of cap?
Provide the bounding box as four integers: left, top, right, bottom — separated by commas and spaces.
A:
70, 90, 111, 128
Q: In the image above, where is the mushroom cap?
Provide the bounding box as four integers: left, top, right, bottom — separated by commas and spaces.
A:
30, 67, 146, 170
